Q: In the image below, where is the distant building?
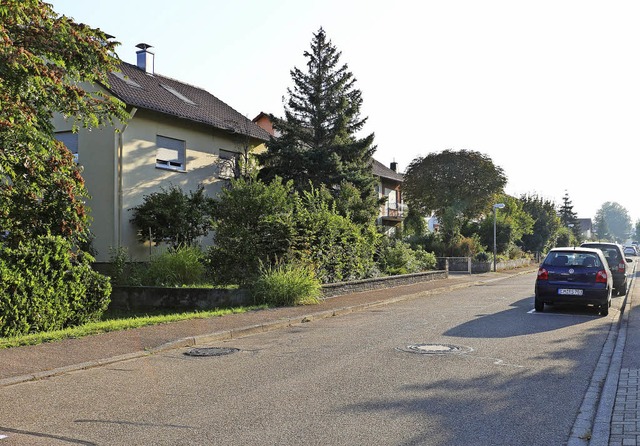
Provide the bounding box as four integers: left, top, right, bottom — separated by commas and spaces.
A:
372, 160, 406, 236
577, 218, 593, 240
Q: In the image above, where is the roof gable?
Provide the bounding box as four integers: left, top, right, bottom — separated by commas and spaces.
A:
372, 159, 404, 182
106, 62, 270, 141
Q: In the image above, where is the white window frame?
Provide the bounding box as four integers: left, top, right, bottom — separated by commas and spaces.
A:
54, 131, 79, 163
156, 135, 186, 172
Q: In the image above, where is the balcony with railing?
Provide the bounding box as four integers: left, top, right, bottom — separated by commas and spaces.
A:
381, 202, 407, 222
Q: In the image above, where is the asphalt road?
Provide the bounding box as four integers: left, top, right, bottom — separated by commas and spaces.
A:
0, 272, 625, 445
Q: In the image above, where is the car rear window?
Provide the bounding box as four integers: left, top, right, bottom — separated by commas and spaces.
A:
582, 244, 621, 264
543, 252, 602, 268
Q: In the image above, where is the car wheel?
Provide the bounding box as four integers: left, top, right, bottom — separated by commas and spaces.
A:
535, 299, 544, 312
600, 305, 609, 316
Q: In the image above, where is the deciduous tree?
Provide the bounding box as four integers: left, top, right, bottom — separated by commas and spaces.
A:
0, 1, 127, 335
403, 149, 507, 234
519, 194, 561, 253
594, 202, 631, 243
0, 0, 127, 247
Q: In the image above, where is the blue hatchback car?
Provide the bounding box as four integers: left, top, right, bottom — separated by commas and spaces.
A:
535, 247, 613, 316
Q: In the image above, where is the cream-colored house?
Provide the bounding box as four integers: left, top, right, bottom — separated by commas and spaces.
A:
53, 44, 270, 263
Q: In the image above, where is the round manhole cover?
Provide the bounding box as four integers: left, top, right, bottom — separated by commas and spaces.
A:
184, 347, 240, 357
398, 344, 473, 355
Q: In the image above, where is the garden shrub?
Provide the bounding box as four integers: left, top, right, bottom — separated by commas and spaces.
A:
251, 262, 322, 306
208, 178, 378, 286
0, 235, 111, 337
447, 235, 484, 257
207, 177, 296, 286
475, 252, 490, 262
129, 184, 214, 248
377, 239, 436, 275
293, 187, 378, 283
108, 246, 129, 286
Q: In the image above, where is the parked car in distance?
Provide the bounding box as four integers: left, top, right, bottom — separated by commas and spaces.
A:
535, 247, 612, 316
624, 246, 638, 256
580, 242, 630, 295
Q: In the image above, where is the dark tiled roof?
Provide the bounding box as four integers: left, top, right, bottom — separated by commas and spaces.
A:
577, 218, 593, 231
106, 62, 270, 142
372, 158, 404, 182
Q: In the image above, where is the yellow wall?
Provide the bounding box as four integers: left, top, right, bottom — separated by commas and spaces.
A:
119, 110, 262, 261
52, 113, 118, 261
55, 107, 264, 262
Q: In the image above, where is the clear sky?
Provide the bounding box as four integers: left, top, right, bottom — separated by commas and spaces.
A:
49, 0, 640, 223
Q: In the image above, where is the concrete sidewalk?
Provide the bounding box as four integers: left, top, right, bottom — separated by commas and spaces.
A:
595, 270, 640, 446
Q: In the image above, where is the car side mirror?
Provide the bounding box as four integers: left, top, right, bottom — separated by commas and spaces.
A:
626, 258, 633, 263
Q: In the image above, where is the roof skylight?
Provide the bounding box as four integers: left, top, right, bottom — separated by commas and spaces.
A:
112, 71, 142, 88
161, 84, 196, 106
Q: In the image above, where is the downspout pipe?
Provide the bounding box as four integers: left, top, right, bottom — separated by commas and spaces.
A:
115, 107, 137, 249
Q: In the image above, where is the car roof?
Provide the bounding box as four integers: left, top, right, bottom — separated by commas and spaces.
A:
581, 242, 624, 252
549, 247, 604, 255
581, 242, 622, 248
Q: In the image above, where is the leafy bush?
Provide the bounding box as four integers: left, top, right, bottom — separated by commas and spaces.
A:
251, 262, 322, 306
129, 184, 214, 248
207, 177, 297, 286
292, 186, 379, 283
555, 226, 577, 248
475, 252, 490, 262
377, 240, 436, 275
413, 247, 437, 270
406, 232, 446, 257
208, 178, 378, 286
0, 235, 111, 337
108, 246, 129, 286
447, 235, 485, 257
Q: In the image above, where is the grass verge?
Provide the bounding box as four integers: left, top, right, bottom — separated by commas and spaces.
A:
0, 305, 268, 349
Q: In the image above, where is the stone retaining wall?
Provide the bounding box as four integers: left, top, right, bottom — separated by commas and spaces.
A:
321, 270, 448, 298
109, 270, 449, 311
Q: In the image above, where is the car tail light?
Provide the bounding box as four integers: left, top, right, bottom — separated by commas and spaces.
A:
537, 267, 548, 281
617, 262, 625, 273
596, 270, 608, 283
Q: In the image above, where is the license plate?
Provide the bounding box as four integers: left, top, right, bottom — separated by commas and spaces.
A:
558, 289, 583, 296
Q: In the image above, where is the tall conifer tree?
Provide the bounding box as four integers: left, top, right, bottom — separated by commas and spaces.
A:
258, 28, 379, 224
558, 191, 581, 241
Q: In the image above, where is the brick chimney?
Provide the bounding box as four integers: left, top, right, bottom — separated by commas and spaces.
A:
390, 161, 398, 172
136, 43, 154, 74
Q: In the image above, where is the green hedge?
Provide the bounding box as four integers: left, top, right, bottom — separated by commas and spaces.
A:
0, 235, 111, 337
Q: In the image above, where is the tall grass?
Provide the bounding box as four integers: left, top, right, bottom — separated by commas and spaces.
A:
144, 246, 207, 287
251, 263, 322, 306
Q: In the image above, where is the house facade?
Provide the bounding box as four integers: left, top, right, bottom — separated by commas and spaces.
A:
53, 44, 270, 262
372, 160, 406, 235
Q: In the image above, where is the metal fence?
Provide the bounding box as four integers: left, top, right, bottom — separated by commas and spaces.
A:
436, 257, 535, 274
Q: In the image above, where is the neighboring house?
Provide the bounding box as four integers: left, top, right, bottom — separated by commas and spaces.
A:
53, 44, 270, 263
372, 159, 406, 235
577, 218, 593, 240
253, 113, 407, 235
253, 112, 278, 137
